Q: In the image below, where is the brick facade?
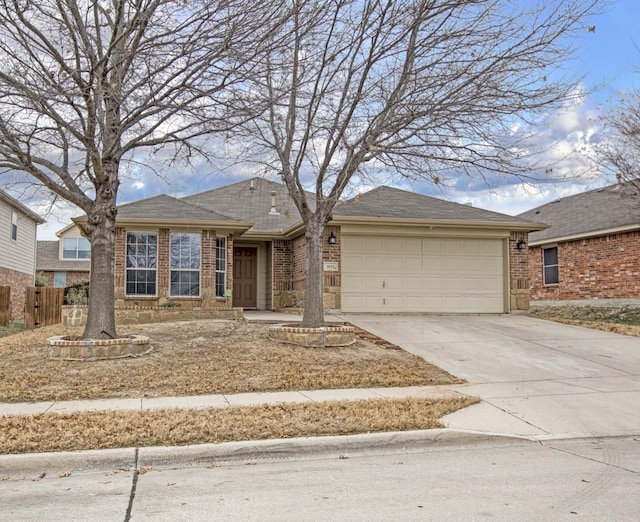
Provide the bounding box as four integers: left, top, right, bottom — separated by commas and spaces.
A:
40, 270, 90, 287
114, 227, 233, 309
0, 266, 32, 322
529, 230, 640, 300
509, 231, 530, 310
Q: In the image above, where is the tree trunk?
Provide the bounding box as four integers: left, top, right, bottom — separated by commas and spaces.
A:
302, 219, 325, 328
82, 185, 118, 340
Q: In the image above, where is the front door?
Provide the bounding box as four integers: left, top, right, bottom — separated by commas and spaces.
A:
233, 247, 257, 308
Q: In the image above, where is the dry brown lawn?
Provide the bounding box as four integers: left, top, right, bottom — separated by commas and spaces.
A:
0, 319, 475, 454
0, 319, 462, 402
0, 397, 478, 454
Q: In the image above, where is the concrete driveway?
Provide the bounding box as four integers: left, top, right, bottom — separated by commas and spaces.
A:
338, 313, 640, 439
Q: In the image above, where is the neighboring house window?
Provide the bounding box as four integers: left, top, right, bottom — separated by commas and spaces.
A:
215, 237, 226, 298
54, 272, 66, 288
62, 237, 91, 259
170, 233, 201, 296
126, 232, 157, 296
11, 210, 17, 241
543, 246, 559, 285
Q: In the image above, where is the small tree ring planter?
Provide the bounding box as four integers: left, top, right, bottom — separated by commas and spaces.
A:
47, 335, 152, 361
268, 323, 355, 348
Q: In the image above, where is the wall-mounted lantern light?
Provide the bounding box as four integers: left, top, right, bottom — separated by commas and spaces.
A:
516, 238, 527, 250
328, 232, 337, 245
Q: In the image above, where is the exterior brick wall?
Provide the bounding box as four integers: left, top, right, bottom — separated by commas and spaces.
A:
0, 267, 32, 322
529, 230, 640, 300
114, 227, 231, 309
40, 270, 90, 287
509, 231, 530, 310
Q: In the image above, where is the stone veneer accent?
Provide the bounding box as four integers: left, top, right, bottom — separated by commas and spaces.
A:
48, 334, 152, 361
62, 305, 243, 327
268, 323, 355, 347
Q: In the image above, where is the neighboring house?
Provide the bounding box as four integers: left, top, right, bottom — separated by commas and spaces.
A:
36, 224, 91, 288
518, 182, 640, 301
0, 190, 45, 322
73, 178, 542, 314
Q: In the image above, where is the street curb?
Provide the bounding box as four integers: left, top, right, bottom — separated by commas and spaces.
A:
0, 447, 136, 477
0, 429, 528, 477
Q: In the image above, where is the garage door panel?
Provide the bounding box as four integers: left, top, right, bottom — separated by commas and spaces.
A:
342, 235, 505, 313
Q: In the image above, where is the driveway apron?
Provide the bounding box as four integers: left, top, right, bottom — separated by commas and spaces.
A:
338, 314, 640, 439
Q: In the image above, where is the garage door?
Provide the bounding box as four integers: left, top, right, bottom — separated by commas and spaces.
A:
341, 235, 505, 313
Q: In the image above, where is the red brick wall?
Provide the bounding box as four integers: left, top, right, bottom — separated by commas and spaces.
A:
509, 232, 530, 310
529, 230, 640, 300
0, 267, 32, 322
272, 239, 293, 292
41, 271, 90, 287
114, 227, 231, 309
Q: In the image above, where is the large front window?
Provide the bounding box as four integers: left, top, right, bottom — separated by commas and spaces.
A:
62, 237, 91, 259
126, 233, 157, 296
170, 233, 201, 296
543, 246, 559, 285
215, 237, 226, 297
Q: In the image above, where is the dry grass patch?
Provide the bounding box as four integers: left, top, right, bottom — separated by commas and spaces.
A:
0, 320, 462, 402
0, 397, 479, 454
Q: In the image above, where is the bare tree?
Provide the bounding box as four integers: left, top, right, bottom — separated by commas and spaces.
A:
597, 83, 640, 190
0, 0, 277, 338
225, 0, 601, 327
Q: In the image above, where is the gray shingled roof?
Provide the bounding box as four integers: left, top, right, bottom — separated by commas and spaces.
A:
36, 241, 90, 272
182, 177, 313, 232
116, 194, 241, 223
334, 186, 537, 225
517, 183, 640, 243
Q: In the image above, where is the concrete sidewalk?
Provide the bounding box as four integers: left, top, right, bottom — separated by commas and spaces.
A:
1, 311, 639, 470
0, 385, 460, 416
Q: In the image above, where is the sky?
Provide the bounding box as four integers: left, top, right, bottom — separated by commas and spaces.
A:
13, 0, 640, 240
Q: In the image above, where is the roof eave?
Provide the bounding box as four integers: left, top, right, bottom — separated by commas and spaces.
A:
529, 223, 640, 246
73, 216, 253, 233
330, 215, 548, 231
0, 191, 45, 224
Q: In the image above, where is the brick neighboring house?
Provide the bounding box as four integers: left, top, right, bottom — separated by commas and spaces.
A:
36, 224, 91, 288
518, 182, 640, 301
0, 190, 45, 322
73, 178, 542, 314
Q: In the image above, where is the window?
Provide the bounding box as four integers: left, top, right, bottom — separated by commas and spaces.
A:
62, 237, 91, 259
215, 237, 226, 297
543, 246, 559, 285
170, 233, 201, 296
53, 272, 66, 288
126, 233, 157, 296
11, 210, 17, 241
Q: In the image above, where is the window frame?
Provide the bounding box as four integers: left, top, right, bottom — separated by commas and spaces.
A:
62, 237, 91, 260
169, 232, 201, 297
215, 236, 227, 298
10, 209, 17, 241
125, 232, 158, 297
542, 246, 559, 286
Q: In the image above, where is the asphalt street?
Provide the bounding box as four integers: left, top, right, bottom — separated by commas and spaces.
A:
1, 436, 639, 521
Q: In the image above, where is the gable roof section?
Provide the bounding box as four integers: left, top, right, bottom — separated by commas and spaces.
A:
0, 189, 45, 224
181, 177, 314, 233
333, 186, 541, 229
36, 240, 90, 272
109, 194, 251, 231
518, 183, 640, 245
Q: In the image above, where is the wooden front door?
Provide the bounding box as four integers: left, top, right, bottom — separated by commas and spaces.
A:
233, 247, 257, 308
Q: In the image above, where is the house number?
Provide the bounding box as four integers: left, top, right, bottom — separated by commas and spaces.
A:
323, 261, 339, 272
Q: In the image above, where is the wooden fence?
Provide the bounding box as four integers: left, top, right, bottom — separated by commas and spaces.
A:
25, 287, 64, 329
0, 286, 9, 326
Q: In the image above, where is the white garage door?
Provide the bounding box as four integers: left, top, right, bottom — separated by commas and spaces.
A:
341, 235, 505, 313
